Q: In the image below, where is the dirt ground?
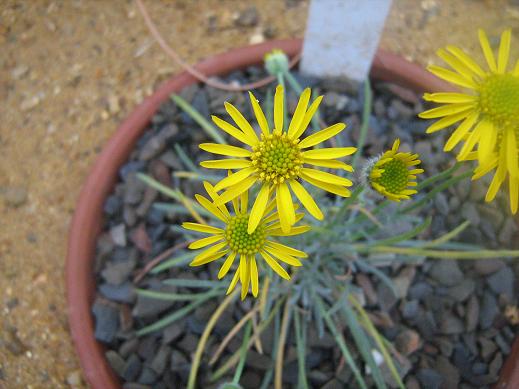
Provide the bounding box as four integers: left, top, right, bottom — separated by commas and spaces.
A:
0, 0, 516, 388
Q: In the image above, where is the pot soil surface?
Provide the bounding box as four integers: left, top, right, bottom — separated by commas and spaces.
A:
92, 67, 519, 389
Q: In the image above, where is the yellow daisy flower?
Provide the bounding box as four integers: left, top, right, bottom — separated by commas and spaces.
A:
367, 139, 424, 201
199, 85, 356, 233
183, 181, 309, 299
418, 29, 519, 213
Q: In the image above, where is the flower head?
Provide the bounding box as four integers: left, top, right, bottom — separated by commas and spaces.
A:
365, 139, 424, 201
200, 85, 356, 233
183, 181, 309, 299
264, 49, 290, 76
418, 29, 519, 213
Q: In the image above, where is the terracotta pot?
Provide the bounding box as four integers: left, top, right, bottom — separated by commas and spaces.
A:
65, 38, 519, 389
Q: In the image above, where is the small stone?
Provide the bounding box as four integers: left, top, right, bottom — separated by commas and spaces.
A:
99, 282, 135, 303
474, 259, 505, 275
170, 349, 188, 371
11, 64, 29, 79
402, 299, 420, 320
131, 223, 152, 254
434, 192, 450, 216
110, 224, 127, 246
121, 354, 142, 382
177, 333, 199, 354
20, 96, 41, 111
320, 378, 343, 389
487, 266, 515, 301
356, 274, 377, 305
405, 376, 421, 389
377, 282, 398, 311
434, 356, 460, 389
123, 172, 145, 204
105, 350, 126, 376
1, 186, 28, 207
479, 337, 498, 360
395, 329, 421, 355
429, 260, 463, 286
499, 217, 518, 244
479, 292, 499, 330
447, 279, 475, 302
137, 336, 158, 360
119, 338, 139, 358
393, 266, 416, 299
133, 284, 177, 318
101, 258, 136, 285
137, 366, 158, 385
234, 6, 259, 27
245, 350, 271, 370
108, 95, 120, 114
66, 370, 82, 386
241, 371, 262, 388
151, 345, 171, 375
163, 323, 184, 344
465, 294, 479, 332
461, 202, 480, 227
440, 312, 464, 335
92, 300, 119, 343
409, 282, 433, 301
489, 352, 503, 377
416, 368, 443, 389
104, 195, 122, 216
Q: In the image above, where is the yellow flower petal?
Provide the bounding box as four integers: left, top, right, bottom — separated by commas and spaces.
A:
426, 109, 473, 134
446, 45, 485, 77
478, 29, 497, 72
240, 255, 250, 300
224, 101, 259, 144
250, 257, 259, 297
214, 167, 255, 192
191, 246, 228, 266
248, 184, 270, 233
298, 123, 346, 149
437, 48, 477, 80
200, 159, 251, 169
300, 172, 351, 197
427, 65, 477, 89
218, 252, 236, 279
288, 87, 311, 139
212, 115, 256, 147
200, 143, 252, 157
418, 103, 474, 119
444, 112, 479, 151
263, 246, 303, 267
486, 166, 506, 202
304, 158, 354, 171
267, 225, 311, 236
189, 234, 224, 249
203, 181, 231, 218
300, 168, 352, 187
195, 194, 227, 222
292, 95, 323, 140
265, 240, 307, 258
215, 176, 257, 206
289, 180, 323, 220
276, 182, 295, 233
477, 121, 496, 165
498, 29, 512, 73
422, 92, 476, 104
182, 222, 223, 234
260, 251, 290, 280
510, 176, 518, 214
240, 187, 249, 213
458, 123, 483, 160
506, 128, 518, 177
226, 267, 240, 295
274, 84, 284, 134
302, 147, 356, 160
249, 91, 270, 136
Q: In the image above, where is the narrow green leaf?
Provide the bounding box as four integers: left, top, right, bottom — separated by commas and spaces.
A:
363, 217, 432, 247
294, 310, 309, 389
171, 94, 226, 144
174, 143, 199, 172
232, 321, 253, 385
135, 289, 219, 301
151, 251, 197, 274
162, 278, 225, 288
136, 290, 219, 336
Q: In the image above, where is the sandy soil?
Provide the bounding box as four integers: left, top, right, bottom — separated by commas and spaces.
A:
0, 0, 515, 388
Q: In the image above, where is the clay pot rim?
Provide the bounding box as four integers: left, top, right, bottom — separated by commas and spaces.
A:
65, 38, 518, 389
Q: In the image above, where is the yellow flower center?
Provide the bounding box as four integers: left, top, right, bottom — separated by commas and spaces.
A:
373, 159, 409, 194
225, 214, 266, 255
479, 74, 519, 125
251, 133, 303, 184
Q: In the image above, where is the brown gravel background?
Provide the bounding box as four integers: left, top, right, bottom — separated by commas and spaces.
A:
0, 1, 516, 388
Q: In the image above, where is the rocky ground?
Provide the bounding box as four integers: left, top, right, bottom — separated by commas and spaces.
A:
0, 0, 517, 388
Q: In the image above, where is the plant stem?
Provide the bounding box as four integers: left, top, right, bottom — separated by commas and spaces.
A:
352, 79, 372, 169
232, 321, 253, 385
187, 289, 238, 389
275, 298, 292, 389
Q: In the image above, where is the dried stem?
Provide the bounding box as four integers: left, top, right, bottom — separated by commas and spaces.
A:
135, 0, 301, 92
133, 241, 189, 283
